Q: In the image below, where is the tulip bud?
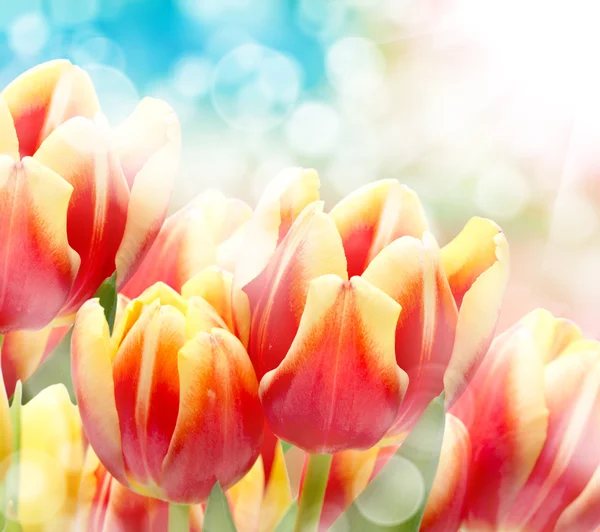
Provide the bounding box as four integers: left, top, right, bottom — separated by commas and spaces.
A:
122, 190, 252, 299
76, 450, 203, 532
236, 171, 508, 451
5, 384, 83, 531
71, 283, 263, 503
424, 309, 600, 530
0, 61, 180, 332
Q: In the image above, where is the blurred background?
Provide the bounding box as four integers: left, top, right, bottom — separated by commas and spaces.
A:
1, 0, 599, 336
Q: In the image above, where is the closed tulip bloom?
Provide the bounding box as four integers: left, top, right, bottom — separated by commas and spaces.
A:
76, 451, 203, 532
235, 170, 508, 452
71, 283, 263, 503
0, 60, 180, 333
122, 189, 251, 299
10, 384, 84, 531
423, 309, 600, 531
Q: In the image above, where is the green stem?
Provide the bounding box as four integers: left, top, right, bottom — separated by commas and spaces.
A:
168, 503, 190, 532
294, 453, 333, 532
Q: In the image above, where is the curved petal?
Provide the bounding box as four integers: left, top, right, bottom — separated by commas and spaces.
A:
444, 230, 509, 407
244, 202, 348, 379
1, 327, 51, 397
182, 267, 251, 346
519, 309, 583, 364
362, 234, 458, 434
321, 447, 380, 530
122, 190, 251, 299
421, 414, 471, 532
111, 303, 187, 487
259, 441, 293, 531
234, 167, 320, 290
227, 457, 264, 532
441, 217, 503, 308
161, 328, 263, 503
507, 348, 600, 530
260, 275, 407, 454
0, 97, 19, 160
556, 464, 600, 531
0, 156, 80, 332
452, 326, 548, 529
18, 384, 83, 529
329, 180, 429, 277
71, 299, 127, 486
1, 60, 99, 158
114, 99, 181, 289
34, 117, 130, 316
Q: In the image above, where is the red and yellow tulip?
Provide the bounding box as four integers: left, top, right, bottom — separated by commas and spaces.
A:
0, 59, 180, 333
423, 309, 600, 531
76, 451, 203, 532
122, 189, 251, 299
235, 169, 508, 453
9, 384, 84, 531
71, 283, 263, 503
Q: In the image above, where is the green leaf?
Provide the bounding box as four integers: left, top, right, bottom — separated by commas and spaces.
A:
1, 382, 23, 532
331, 394, 446, 532
203, 482, 237, 532
95, 272, 118, 334
274, 500, 298, 532
20, 328, 74, 405
281, 440, 293, 454
20, 272, 118, 405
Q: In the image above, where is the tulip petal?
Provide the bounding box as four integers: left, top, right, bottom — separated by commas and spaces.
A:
0, 156, 80, 332
321, 447, 380, 529
2, 60, 99, 158
519, 309, 583, 364
244, 202, 348, 379
444, 230, 509, 406
421, 414, 471, 532
1, 327, 51, 397
556, 463, 600, 531
0, 97, 19, 160
34, 117, 130, 317
72, 299, 127, 486
362, 234, 458, 434
122, 190, 251, 299
452, 326, 548, 528
161, 328, 263, 503
259, 441, 293, 532
507, 347, 600, 530
182, 267, 251, 346
234, 167, 320, 290
329, 180, 429, 277
114, 99, 181, 288
112, 302, 187, 486
260, 274, 407, 454
227, 457, 264, 532
441, 217, 503, 308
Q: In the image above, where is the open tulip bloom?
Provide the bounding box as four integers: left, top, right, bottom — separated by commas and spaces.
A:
1, 60, 600, 532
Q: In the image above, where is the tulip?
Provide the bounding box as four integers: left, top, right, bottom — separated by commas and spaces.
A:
71, 282, 263, 503
235, 170, 508, 453
76, 451, 203, 532
423, 309, 600, 531
5, 384, 84, 531
0, 59, 180, 333
122, 189, 252, 299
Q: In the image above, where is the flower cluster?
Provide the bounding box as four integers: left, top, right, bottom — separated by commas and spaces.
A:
0, 61, 597, 532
